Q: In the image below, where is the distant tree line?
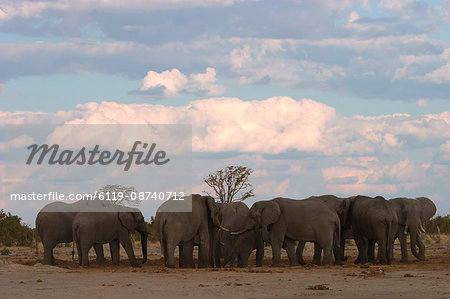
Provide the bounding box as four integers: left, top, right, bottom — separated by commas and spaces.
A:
0, 210, 35, 246
424, 215, 450, 234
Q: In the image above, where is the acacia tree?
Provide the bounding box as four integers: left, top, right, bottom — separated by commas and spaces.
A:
203, 166, 254, 203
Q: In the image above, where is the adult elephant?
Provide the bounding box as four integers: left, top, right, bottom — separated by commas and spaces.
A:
72, 205, 147, 267
226, 197, 340, 266
343, 195, 397, 265
155, 194, 222, 268
295, 195, 353, 265
217, 202, 264, 268
36, 201, 108, 265
389, 197, 436, 262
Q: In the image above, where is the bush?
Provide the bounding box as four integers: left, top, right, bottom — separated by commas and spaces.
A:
0, 248, 11, 255
0, 210, 35, 246
424, 215, 450, 234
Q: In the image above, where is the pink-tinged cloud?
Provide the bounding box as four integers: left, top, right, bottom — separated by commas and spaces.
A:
2, 97, 450, 156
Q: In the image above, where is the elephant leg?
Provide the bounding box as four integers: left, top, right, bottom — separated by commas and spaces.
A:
398, 229, 409, 262
312, 243, 322, 265
93, 244, 105, 266
333, 239, 343, 265
43, 243, 56, 265
181, 241, 195, 268
118, 231, 139, 267
214, 243, 222, 268
317, 234, 332, 265
321, 246, 333, 266
165, 241, 176, 268
368, 240, 376, 263
255, 237, 264, 267
197, 232, 210, 268
270, 234, 283, 267
353, 232, 368, 264
110, 240, 120, 266
75, 242, 82, 266
377, 238, 388, 265
80, 242, 91, 267
237, 253, 245, 268
296, 241, 307, 265
239, 246, 252, 268
283, 238, 299, 266
416, 235, 426, 261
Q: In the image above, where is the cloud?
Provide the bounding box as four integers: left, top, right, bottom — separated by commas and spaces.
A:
255, 179, 290, 197
322, 158, 423, 196
140, 68, 188, 97
138, 67, 225, 98
2, 135, 34, 151
0, 0, 239, 20
1, 0, 449, 101
0, 1, 48, 20
3, 97, 450, 157
422, 62, 450, 84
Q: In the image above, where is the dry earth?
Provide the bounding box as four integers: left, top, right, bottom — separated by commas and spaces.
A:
1, 235, 449, 298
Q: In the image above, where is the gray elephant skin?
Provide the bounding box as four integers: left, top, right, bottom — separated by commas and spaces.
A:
296, 195, 353, 265
226, 197, 340, 266
155, 194, 221, 268
216, 202, 264, 268
72, 205, 147, 267
343, 195, 397, 265
389, 197, 436, 261
36, 201, 109, 265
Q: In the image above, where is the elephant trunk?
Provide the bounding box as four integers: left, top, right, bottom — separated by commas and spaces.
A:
406, 215, 419, 259
140, 231, 148, 264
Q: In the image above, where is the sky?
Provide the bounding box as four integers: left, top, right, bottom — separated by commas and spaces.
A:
1, 0, 450, 224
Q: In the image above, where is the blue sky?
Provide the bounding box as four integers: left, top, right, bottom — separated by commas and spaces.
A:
1, 0, 450, 224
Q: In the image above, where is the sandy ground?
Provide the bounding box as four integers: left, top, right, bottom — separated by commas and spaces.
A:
1, 236, 449, 298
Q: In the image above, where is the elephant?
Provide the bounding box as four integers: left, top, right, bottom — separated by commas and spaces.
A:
72, 205, 147, 267
155, 194, 222, 268
343, 195, 397, 265
216, 201, 264, 268
36, 201, 110, 265
226, 197, 340, 266
388, 197, 436, 262
295, 195, 352, 265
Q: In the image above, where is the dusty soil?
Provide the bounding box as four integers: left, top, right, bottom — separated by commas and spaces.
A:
1, 236, 449, 298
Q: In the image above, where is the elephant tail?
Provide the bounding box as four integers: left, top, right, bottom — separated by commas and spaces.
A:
386, 217, 394, 264
334, 219, 340, 251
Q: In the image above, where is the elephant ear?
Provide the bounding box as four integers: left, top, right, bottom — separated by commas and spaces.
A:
417, 197, 436, 223
119, 212, 136, 234
261, 201, 281, 229
206, 196, 220, 227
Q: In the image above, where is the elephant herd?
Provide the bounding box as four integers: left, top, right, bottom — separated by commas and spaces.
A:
35, 194, 436, 268
36, 201, 148, 267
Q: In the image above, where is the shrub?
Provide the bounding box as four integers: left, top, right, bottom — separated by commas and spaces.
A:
424, 215, 450, 234
0, 248, 11, 255
0, 210, 35, 246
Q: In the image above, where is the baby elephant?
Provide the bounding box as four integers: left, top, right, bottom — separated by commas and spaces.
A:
73, 206, 147, 267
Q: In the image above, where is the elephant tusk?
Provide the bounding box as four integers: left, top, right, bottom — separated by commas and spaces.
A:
404, 225, 408, 235
219, 242, 225, 246
219, 225, 230, 232
419, 224, 426, 233
231, 228, 248, 235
